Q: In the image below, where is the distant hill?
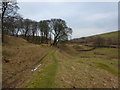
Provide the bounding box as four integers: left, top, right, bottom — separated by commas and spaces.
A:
88, 31, 119, 39
69, 31, 119, 45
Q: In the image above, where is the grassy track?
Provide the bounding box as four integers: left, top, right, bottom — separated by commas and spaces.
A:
26, 50, 58, 88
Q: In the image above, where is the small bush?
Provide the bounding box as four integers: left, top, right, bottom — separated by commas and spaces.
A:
93, 36, 105, 47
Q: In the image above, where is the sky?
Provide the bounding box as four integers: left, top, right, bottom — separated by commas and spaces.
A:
17, 2, 118, 39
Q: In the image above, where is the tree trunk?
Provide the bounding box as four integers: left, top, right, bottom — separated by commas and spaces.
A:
2, 2, 8, 43
32, 32, 34, 40
2, 16, 4, 43
53, 36, 58, 46
50, 33, 51, 45
24, 29, 28, 38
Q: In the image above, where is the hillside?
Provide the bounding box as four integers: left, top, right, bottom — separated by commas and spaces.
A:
88, 31, 120, 39
70, 31, 119, 45
2, 35, 119, 88
3, 35, 52, 88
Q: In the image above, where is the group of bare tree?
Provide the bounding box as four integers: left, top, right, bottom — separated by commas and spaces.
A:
2, 1, 19, 42
1, 1, 72, 46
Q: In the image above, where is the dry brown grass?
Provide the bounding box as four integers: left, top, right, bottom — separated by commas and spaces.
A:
2, 35, 51, 88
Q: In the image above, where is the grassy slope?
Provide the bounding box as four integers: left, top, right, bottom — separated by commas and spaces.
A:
2, 35, 52, 88
3, 35, 119, 88
88, 31, 120, 39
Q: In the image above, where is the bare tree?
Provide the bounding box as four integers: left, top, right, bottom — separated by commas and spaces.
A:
14, 15, 23, 37
93, 36, 105, 47
31, 21, 38, 40
23, 19, 32, 39
39, 20, 50, 43
2, 1, 19, 42
50, 19, 72, 46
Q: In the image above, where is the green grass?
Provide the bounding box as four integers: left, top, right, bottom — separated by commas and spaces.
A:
72, 45, 91, 50
96, 62, 118, 75
88, 31, 119, 39
71, 47, 119, 76
26, 50, 58, 88
27, 63, 58, 88
72, 45, 83, 50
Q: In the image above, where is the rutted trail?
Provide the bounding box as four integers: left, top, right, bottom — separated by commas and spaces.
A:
25, 49, 58, 88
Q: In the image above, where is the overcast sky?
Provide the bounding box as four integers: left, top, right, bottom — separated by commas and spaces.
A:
18, 2, 118, 39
